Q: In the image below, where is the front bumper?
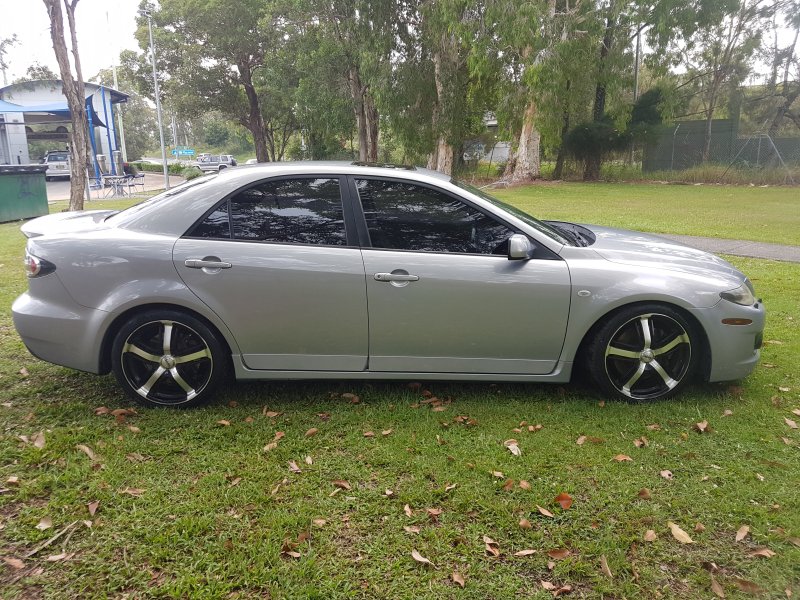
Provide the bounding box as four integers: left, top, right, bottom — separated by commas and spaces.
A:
691, 298, 765, 382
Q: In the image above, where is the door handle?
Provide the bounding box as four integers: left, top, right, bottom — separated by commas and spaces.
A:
374, 272, 419, 282
185, 258, 232, 269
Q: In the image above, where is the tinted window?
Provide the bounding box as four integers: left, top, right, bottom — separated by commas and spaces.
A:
228, 178, 346, 245
48, 153, 69, 162
356, 179, 514, 254
191, 202, 230, 239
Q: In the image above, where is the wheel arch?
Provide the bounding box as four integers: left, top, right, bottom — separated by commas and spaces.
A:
98, 302, 234, 375
572, 300, 712, 383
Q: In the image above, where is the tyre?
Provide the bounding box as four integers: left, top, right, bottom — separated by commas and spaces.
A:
110, 309, 227, 408
585, 304, 699, 402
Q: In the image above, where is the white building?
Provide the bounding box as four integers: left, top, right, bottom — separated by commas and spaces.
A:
0, 79, 128, 175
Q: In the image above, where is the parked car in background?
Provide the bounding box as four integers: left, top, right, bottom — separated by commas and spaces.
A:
193, 154, 237, 173
41, 150, 70, 180
12, 162, 764, 408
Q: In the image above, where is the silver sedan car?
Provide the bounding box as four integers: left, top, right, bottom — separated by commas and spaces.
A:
13, 162, 765, 408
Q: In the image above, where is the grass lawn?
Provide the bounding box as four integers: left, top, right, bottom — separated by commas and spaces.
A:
493, 183, 800, 246
1, 190, 799, 598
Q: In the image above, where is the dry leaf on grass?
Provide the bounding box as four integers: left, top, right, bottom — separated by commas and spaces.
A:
403, 504, 413, 517
537, 505, 555, 518
305, 456, 313, 465
660, 470, 674, 480
668, 522, 693, 544
484, 536, 501, 557
120, 487, 145, 497
491, 471, 504, 478
734, 578, 766, 594
519, 518, 532, 529
32, 431, 45, 449
76, 444, 98, 461
695, 522, 706, 532
694, 420, 710, 433
600, 555, 613, 578
722, 409, 733, 417
35, 517, 53, 531
87, 501, 99, 516
363, 431, 375, 438
312, 519, 326, 527
519, 480, 531, 490
502, 478, 515, 492
547, 548, 571, 560
404, 525, 420, 534
644, 530, 657, 542
784, 418, 798, 429
411, 549, 432, 566
504, 439, 522, 456
554, 492, 573, 510
3, 556, 25, 569
576, 435, 587, 445
305, 427, 319, 437
444, 483, 457, 492
216, 420, 231, 426
633, 436, 649, 448
514, 549, 537, 557
381, 429, 393, 436
288, 461, 302, 474
332, 479, 351, 490
736, 525, 750, 542
638, 488, 652, 500
451, 571, 465, 588
613, 454, 633, 462
711, 575, 725, 598
747, 547, 776, 558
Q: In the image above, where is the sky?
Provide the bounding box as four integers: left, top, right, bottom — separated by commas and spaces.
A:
1, 0, 143, 85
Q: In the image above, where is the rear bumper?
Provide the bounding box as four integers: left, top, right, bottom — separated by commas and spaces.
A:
12, 286, 107, 374
691, 299, 765, 382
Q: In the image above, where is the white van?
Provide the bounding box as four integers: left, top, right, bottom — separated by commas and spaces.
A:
42, 151, 71, 180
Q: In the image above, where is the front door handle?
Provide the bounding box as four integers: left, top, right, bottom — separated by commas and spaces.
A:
374, 272, 419, 282
185, 258, 232, 270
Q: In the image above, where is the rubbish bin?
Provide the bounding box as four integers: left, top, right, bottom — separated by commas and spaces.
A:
0, 165, 49, 223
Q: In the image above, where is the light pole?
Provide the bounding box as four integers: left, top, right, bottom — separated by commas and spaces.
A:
141, 9, 169, 190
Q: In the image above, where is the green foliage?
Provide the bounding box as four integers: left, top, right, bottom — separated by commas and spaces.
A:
565, 117, 631, 161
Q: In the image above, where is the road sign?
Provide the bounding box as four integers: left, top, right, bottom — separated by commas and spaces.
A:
171, 147, 196, 157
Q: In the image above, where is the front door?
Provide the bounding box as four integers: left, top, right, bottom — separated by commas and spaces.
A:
174, 176, 368, 372
354, 178, 571, 374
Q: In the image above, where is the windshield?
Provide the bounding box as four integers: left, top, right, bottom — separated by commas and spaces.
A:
104, 174, 217, 223
47, 153, 69, 162
452, 180, 571, 245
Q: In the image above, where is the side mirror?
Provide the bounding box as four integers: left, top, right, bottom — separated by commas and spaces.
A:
508, 234, 534, 260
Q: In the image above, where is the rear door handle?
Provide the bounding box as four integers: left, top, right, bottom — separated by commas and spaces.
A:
185, 258, 232, 269
374, 272, 419, 282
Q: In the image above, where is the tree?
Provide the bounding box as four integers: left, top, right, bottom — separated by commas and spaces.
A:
763, 0, 800, 136
0, 35, 18, 85
43, 0, 89, 211
14, 62, 60, 82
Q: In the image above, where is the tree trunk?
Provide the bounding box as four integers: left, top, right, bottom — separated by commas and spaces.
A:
365, 92, 379, 162
553, 81, 571, 180
427, 143, 439, 170
45, 0, 88, 211
435, 136, 454, 175
584, 15, 615, 181
430, 50, 456, 175
510, 99, 541, 182
348, 67, 370, 162
702, 101, 715, 162
584, 155, 601, 181
239, 65, 269, 162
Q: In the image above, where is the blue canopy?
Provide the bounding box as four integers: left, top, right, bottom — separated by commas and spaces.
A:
0, 96, 105, 127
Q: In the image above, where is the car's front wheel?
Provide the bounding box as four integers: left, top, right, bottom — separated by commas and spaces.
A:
586, 304, 699, 402
111, 309, 227, 408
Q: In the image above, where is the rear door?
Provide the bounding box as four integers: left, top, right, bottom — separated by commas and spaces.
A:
173, 176, 368, 371
352, 177, 571, 375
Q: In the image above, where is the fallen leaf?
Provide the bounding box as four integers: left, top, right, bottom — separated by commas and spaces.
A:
45, 553, 72, 562
120, 487, 145, 497
736, 525, 750, 542
660, 470, 674, 480
128, 426, 141, 433
312, 519, 326, 527
519, 518, 532, 529
613, 454, 633, 462
384, 489, 394, 497
779, 386, 791, 392
216, 420, 231, 426
514, 549, 537, 557
576, 435, 587, 445
404, 525, 421, 534
363, 431, 375, 438
781, 437, 793, 445
554, 492, 573, 510
491, 471, 504, 478
793, 409, 800, 417
600, 555, 613, 578
748, 547, 776, 558
35, 516, 53, 531
548, 548, 571, 560
75, 444, 98, 461
403, 504, 413, 517
502, 478, 515, 492
431, 405, 447, 412
305, 427, 319, 437
644, 529, 657, 542
32, 431, 45, 449
452, 571, 465, 587
382, 429, 393, 436
411, 549, 432, 566
722, 409, 733, 417
504, 439, 522, 456
19, 367, 29, 377
668, 522, 693, 544
288, 461, 302, 474
695, 522, 706, 532
94, 406, 110, 415
695, 420, 710, 433
633, 436, 649, 448
784, 418, 798, 429
537, 505, 555, 518
541, 581, 556, 591
87, 501, 99, 516
342, 393, 360, 404
734, 578, 766, 594
332, 479, 351, 490
426, 507, 442, 520
263, 442, 278, 452
484, 536, 501, 557
244, 416, 254, 423
227, 476, 242, 487
638, 488, 652, 500
711, 575, 726, 598
646, 423, 662, 431
519, 480, 531, 490
263, 409, 282, 417
126, 452, 148, 462
2, 557, 25, 569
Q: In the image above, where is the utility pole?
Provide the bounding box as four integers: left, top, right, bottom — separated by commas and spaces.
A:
107, 11, 128, 162
141, 9, 169, 190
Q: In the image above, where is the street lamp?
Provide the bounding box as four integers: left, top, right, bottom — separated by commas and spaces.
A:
140, 9, 170, 190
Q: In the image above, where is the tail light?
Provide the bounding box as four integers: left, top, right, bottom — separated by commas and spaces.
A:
24, 250, 56, 278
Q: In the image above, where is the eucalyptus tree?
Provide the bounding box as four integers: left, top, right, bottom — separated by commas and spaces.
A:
136, 0, 294, 162
763, 0, 799, 136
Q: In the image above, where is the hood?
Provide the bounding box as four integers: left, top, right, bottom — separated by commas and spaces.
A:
583, 224, 743, 281
21, 210, 117, 239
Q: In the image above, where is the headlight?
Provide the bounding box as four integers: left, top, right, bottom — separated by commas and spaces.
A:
720, 281, 755, 306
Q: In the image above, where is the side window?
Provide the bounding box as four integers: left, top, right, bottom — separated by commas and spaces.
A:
355, 179, 515, 254
189, 178, 347, 246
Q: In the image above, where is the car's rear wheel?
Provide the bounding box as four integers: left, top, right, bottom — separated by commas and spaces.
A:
111, 309, 227, 408
586, 304, 699, 402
